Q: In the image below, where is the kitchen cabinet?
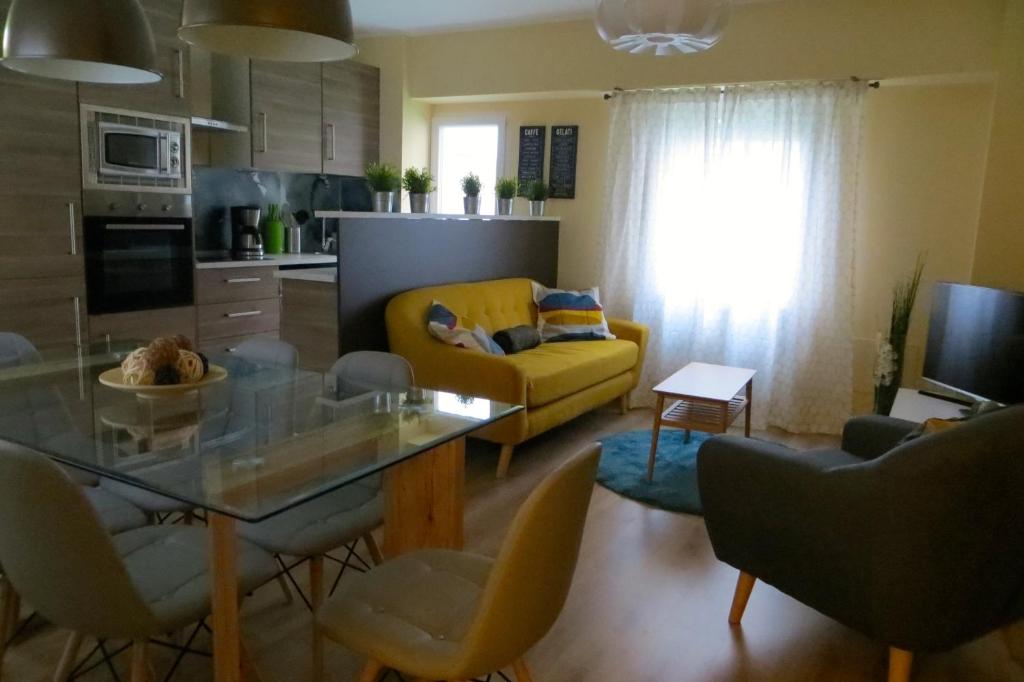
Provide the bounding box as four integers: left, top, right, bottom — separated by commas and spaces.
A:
79, 0, 191, 117
196, 265, 282, 351
88, 307, 197, 347
251, 61, 324, 173
0, 278, 86, 355
322, 61, 381, 176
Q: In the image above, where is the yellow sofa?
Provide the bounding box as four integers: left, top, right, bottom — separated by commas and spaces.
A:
385, 278, 649, 477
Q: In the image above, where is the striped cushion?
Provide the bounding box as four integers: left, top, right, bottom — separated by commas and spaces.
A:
427, 301, 504, 355
532, 283, 616, 342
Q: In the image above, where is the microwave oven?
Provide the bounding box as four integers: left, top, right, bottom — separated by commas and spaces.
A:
82, 105, 191, 193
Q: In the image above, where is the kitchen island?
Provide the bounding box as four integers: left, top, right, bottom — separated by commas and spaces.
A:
276, 267, 338, 372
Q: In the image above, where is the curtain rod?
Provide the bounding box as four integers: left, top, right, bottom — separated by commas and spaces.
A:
603, 77, 880, 100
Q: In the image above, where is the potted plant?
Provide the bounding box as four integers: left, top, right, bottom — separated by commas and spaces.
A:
495, 177, 519, 216
873, 254, 926, 416
402, 167, 436, 214
461, 173, 482, 215
365, 162, 400, 213
525, 179, 549, 217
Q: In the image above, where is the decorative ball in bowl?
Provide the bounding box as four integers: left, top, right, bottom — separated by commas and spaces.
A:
99, 335, 227, 397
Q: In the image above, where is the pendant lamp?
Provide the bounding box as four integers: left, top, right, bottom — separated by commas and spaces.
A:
178, 0, 357, 62
1, 0, 160, 83
596, 0, 732, 56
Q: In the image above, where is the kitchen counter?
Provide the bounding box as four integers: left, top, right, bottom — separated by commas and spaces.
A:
274, 267, 337, 283
194, 254, 337, 270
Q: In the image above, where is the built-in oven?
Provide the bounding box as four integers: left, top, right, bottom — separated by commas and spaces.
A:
83, 191, 195, 315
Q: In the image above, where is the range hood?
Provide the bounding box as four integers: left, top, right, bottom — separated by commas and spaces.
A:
191, 116, 247, 133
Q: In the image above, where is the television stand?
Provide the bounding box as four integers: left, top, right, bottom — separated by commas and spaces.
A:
890, 388, 966, 422
917, 389, 974, 407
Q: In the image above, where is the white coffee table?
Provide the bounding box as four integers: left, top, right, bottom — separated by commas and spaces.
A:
647, 362, 756, 482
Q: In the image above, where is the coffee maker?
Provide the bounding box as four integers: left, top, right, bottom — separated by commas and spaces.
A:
231, 206, 264, 260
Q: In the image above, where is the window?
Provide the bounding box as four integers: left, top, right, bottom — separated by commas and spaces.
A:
432, 117, 504, 215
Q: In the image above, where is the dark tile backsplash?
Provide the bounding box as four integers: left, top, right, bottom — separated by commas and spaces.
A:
192, 168, 371, 253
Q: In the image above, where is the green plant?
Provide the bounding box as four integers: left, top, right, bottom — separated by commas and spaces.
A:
495, 177, 519, 200
401, 167, 436, 194
364, 161, 400, 192
525, 179, 549, 202
461, 173, 482, 197
266, 203, 282, 221
873, 253, 927, 415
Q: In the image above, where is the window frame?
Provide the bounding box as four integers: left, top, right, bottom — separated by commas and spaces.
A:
430, 114, 507, 215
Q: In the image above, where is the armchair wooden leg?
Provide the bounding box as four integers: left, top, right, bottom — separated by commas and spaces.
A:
310, 556, 325, 682
728, 572, 757, 625
888, 648, 913, 682
130, 641, 152, 682
496, 445, 515, 479
356, 659, 384, 682
513, 658, 534, 682
53, 632, 84, 681
362, 532, 384, 566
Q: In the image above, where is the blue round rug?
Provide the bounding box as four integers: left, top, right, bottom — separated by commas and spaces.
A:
596, 429, 709, 515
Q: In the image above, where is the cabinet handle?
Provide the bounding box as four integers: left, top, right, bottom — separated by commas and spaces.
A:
67, 202, 77, 255
72, 296, 83, 348
225, 310, 262, 318
326, 123, 336, 161
174, 49, 185, 99
258, 112, 268, 153
225, 277, 262, 284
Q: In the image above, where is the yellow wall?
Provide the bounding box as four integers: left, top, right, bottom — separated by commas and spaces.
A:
972, 0, 1024, 290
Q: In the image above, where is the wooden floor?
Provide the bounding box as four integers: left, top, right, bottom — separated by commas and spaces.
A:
5, 406, 1024, 681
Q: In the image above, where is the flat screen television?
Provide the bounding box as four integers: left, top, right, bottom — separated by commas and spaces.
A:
922, 282, 1024, 405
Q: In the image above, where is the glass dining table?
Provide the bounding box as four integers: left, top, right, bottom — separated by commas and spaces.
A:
0, 343, 522, 682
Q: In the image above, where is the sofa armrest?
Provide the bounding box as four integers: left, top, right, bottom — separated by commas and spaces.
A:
607, 319, 649, 386
841, 415, 918, 460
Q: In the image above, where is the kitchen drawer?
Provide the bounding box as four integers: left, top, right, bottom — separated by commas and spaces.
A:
197, 266, 281, 304
198, 331, 279, 355
198, 298, 281, 340
89, 306, 197, 346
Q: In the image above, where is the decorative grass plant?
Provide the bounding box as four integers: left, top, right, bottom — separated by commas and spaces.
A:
874, 253, 926, 415
525, 179, 549, 202
364, 162, 400, 192
495, 177, 519, 200
461, 173, 482, 197
401, 167, 436, 195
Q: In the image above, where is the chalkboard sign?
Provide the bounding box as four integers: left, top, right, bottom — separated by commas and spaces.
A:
517, 125, 546, 190
549, 125, 578, 199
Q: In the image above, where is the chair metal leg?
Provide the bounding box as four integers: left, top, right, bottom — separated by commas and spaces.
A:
357, 660, 384, 682
496, 445, 515, 479
728, 572, 757, 625
53, 632, 84, 681
888, 648, 913, 682
310, 556, 325, 682
512, 659, 534, 682
274, 573, 295, 605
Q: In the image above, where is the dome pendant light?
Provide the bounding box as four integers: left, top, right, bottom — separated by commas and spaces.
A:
178, 0, 357, 63
1, 0, 160, 84
596, 0, 732, 56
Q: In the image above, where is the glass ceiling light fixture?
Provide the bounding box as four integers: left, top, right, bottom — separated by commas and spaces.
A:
595, 0, 732, 56
179, 0, 357, 62
1, 0, 160, 84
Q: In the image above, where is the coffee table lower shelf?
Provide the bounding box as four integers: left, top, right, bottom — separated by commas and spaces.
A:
660, 395, 748, 433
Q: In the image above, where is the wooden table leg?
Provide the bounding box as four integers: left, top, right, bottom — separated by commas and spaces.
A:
382, 437, 466, 559
745, 379, 753, 438
209, 512, 241, 682
646, 394, 665, 482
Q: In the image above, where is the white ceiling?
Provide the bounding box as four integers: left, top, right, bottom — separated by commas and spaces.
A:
351, 0, 595, 36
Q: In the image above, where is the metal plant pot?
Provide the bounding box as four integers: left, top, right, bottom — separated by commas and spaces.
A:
372, 191, 394, 213
464, 195, 480, 215
497, 198, 514, 216
409, 193, 429, 214
528, 200, 546, 217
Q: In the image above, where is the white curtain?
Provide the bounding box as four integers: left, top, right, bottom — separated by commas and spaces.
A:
599, 82, 865, 434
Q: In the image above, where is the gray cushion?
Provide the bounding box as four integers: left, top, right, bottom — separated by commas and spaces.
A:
238, 480, 382, 557
82, 486, 147, 535
100, 459, 199, 514
114, 526, 276, 631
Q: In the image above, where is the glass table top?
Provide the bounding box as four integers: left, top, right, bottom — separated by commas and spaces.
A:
0, 345, 522, 522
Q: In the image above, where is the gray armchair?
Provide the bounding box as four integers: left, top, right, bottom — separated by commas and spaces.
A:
697, 406, 1024, 682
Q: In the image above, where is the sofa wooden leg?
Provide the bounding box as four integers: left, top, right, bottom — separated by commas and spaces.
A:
618, 393, 629, 415
728, 572, 756, 625
888, 648, 913, 682
496, 445, 515, 478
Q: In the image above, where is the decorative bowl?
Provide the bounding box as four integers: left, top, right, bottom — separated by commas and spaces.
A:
99, 364, 228, 397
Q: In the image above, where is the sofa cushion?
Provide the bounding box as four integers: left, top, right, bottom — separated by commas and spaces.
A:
503, 340, 639, 407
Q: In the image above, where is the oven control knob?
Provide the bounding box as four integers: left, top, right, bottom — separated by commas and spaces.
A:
137, 203, 147, 212
170, 157, 180, 167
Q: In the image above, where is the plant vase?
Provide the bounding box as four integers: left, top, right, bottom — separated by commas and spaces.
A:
873, 255, 926, 416
463, 195, 480, 215
409, 193, 429, 214
497, 198, 514, 216
528, 200, 546, 217
372, 191, 395, 213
